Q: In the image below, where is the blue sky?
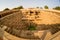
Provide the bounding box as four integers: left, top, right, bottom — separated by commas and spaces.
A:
0, 0, 60, 11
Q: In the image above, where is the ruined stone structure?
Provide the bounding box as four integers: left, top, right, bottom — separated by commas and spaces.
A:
21, 8, 60, 25
0, 8, 60, 40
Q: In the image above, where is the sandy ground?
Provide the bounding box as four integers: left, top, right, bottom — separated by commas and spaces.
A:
3, 31, 28, 40
3, 31, 60, 40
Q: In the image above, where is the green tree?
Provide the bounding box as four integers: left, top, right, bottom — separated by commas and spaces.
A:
28, 25, 36, 31
17, 6, 24, 9
44, 5, 49, 9
13, 8, 17, 9
4, 8, 10, 11
53, 6, 60, 10
36, 7, 39, 8
27, 23, 36, 31
13, 6, 24, 9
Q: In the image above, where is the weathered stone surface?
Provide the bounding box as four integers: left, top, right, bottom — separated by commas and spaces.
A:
0, 9, 60, 40
0, 28, 4, 40
0, 11, 27, 30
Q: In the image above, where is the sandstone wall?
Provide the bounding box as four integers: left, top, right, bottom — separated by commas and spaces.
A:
21, 9, 60, 25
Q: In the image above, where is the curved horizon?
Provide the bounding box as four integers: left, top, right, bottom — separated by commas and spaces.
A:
0, 0, 60, 11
